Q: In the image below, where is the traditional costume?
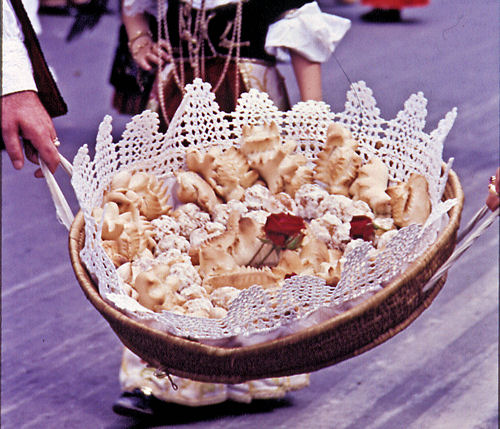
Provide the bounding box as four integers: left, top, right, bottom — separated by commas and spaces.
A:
115, 0, 350, 124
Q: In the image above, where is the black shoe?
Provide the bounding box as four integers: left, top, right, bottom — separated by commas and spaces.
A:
361, 8, 401, 23
112, 389, 163, 418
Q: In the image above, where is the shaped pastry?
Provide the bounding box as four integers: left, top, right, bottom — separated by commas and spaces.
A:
101, 202, 125, 240
240, 122, 297, 194
314, 123, 362, 196
210, 286, 241, 310
387, 173, 431, 227
93, 202, 125, 241
229, 216, 264, 266
317, 249, 343, 285
102, 239, 130, 267
240, 122, 281, 155
299, 228, 331, 269
199, 246, 239, 280
124, 214, 157, 258
176, 171, 221, 213
197, 212, 264, 272
133, 264, 185, 312
349, 157, 391, 215
103, 190, 141, 217
104, 170, 171, 220
272, 249, 305, 280
186, 147, 258, 201
249, 141, 296, 194
204, 266, 279, 291
108, 169, 133, 190
137, 175, 171, 220
279, 153, 314, 198
183, 298, 216, 318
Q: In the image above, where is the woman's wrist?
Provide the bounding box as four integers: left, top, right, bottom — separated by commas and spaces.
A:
127, 29, 153, 52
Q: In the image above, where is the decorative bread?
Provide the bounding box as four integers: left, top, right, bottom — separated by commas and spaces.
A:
176, 171, 221, 213
387, 173, 431, 227
349, 157, 392, 215
314, 123, 362, 196
186, 147, 258, 201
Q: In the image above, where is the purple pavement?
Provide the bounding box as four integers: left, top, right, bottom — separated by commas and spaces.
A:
1, 0, 498, 427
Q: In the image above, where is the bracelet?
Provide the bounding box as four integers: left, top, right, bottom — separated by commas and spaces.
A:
130, 39, 152, 57
127, 30, 153, 50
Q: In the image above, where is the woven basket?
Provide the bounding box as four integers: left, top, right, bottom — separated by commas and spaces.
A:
69, 169, 463, 384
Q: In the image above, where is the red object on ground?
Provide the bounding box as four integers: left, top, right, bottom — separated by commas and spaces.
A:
362, 0, 429, 8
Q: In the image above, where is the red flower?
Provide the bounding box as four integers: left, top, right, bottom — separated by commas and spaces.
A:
264, 213, 306, 249
349, 215, 375, 242
248, 213, 306, 267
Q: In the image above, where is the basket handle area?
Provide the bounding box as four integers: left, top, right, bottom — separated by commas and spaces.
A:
39, 155, 74, 231
422, 205, 499, 293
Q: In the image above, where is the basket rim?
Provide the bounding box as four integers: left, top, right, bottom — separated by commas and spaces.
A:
69, 168, 464, 359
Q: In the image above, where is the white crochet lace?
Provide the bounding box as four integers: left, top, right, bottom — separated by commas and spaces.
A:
72, 80, 457, 346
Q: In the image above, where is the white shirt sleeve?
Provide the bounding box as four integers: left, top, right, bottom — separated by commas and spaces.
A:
2, 0, 38, 96
265, 2, 351, 63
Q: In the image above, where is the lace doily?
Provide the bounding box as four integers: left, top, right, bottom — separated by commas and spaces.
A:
72, 80, 457, 346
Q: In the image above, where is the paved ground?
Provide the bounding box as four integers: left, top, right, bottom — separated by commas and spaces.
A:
2, 0, 498, 428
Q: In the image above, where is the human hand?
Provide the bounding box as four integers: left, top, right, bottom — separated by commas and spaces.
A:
1, 91, 60, 178
485, 167, 499, 211
130, 37, 171, 71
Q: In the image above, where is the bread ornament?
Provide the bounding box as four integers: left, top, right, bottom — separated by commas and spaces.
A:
279, 153, 314, 198
204, 266, 279, 291
349, 157, 392, 215
104, 170, 171, 220
92, 202, 125, 241
210, 286, 241, 310
314, 123, 362, 196
240, 121, 281, 154
186, 147, 258, 201
386, 173, 431, 227
299, 228, 332, 269
102, 239, 130, 267
272, 249, 305, 280
197, 212, 264, 272
133, 264, 186, 312
196, 211, 280, 291
96, 197, 156, 267
176, 171, 221, 213
317, 249, 343, 286
240, 122, 297, 194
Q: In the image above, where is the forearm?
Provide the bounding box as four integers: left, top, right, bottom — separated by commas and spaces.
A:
122, 12, 169, 71
290, 50, 322, 102
122, 12, 151, 41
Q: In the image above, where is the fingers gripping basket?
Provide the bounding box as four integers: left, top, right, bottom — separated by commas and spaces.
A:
68, 80, 463, 383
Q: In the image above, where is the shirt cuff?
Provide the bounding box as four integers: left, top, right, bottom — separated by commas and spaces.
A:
1, 38, 37, 96
265, 2, 351, 63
